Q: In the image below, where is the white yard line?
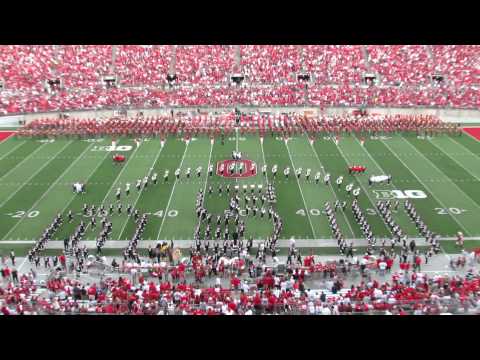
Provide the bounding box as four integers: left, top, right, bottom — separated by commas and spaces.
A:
382, 138, 473, 236
98, 144, 140, 208
308, 138, 356, 239
2, 142, 96, 241
25, 142, 112, 244
67, 141, 140, 250
450, 136, 480, 158
335, 140, 393, 239
351, 136, 418, 237
235, 128, 239, 187
259, 137, 270, 185
0, 142, 47, 181
0, 140, 26, 160
284, 139, 317, 239
201, 139, 214, 206
0, 141, 71, 209
400, 136, 480, 213
156, 141, 190, 241
117, 141, 166, 240
431, 137, 480, 183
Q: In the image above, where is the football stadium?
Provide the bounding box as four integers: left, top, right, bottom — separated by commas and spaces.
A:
0, 45, 480, 315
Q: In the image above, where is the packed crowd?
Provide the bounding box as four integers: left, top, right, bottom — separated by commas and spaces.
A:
0, 45, 478, 114
2, 247, 480, 314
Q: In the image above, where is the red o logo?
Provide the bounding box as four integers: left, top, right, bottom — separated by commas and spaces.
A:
216, 159, 257, 178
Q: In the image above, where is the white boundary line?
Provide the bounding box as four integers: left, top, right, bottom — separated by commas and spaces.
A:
382, 138, 473, 236
3, 236, 480, 244
2, 236, 479, 247
0, 141, 71, 209
156, 141, 190, 240
0, 140, 26, 161
0, 142, 47, 181
307, 137, 356, 239
400, 136, 480, 213
116, 140, 166, 240
2, 142, 97, 241
18, 257, 29, 272
284, 138, 317, 239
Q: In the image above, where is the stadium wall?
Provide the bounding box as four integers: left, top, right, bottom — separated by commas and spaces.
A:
14, 106, 480, 125
0, 115, 24, 127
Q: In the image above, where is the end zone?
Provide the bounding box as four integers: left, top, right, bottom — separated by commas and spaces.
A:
462, 127, 480, 141
0, 131, 16, 142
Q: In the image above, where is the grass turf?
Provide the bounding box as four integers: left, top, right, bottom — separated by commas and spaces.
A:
1, 132, 480, 256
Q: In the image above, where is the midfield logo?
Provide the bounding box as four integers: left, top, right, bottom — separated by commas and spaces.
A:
373, 190, 427, 200
216, 159, 257, 179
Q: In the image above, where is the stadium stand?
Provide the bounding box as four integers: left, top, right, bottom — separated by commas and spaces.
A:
1, 45, 479, 315
1, 45, 479, 114
2, 254, 480, 315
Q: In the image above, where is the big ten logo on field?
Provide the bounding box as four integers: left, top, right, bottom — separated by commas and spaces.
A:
91, 145, 133, 152
216, 159, 257, 179
373, 190, 427, 200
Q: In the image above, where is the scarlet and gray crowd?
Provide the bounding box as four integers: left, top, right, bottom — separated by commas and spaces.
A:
16, 113, 462, 139
1, 248, 480, 315
0, 45, 478, 114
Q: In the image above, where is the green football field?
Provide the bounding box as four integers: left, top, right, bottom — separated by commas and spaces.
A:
1, 129, 480, 255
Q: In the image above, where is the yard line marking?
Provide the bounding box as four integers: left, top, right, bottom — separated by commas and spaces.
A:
335, 141, 393, 239
201, 139, 214, 206
117, 141, 166, 240
0, 141, 72, 209
2, 142, 96, 241
235, 128, 239, 187
382, 139, 472, 236
73, 140, 140, 242
308, 137, 355, 239
429, 138, 480, 185
0, 140, 26, 161
97, 141, 140, 209
284, 139, 317, 239
0, 142, 48, 181
16, 142, 113, 243
156, 141, 190, 241
259, 136, 270, 185
401, 136, 480, 212
452, 139, 480, 158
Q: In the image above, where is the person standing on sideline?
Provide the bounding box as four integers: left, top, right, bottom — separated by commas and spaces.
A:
9, 250, 15, 266
11, 268, 18, 284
